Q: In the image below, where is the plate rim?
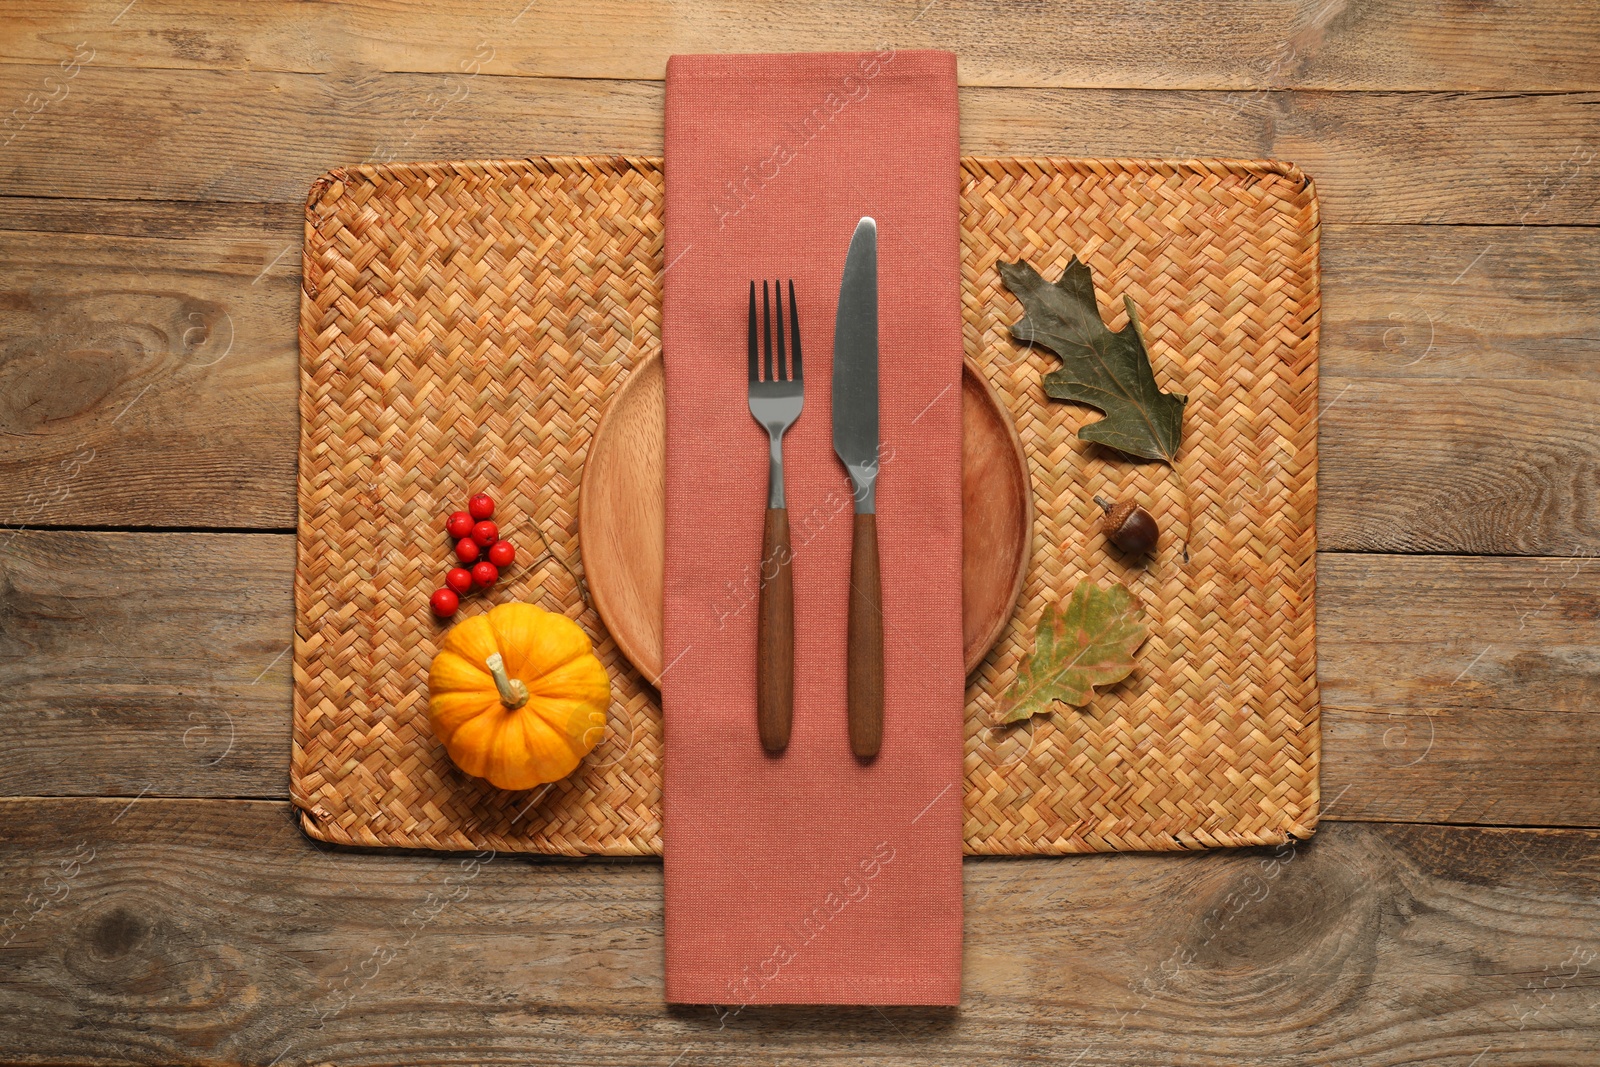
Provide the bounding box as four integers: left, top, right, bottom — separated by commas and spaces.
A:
578, 353, 1031, 685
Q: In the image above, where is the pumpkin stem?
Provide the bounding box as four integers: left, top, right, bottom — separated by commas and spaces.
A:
484, 652, 530, 711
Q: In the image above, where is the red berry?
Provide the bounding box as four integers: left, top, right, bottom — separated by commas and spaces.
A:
471, 520, 498, 548
454, 537, 480, 564
446, 510, 474, 539
487, 540, 514, 568
430, 588, 459, 617
468, 493, 495, 521
445, 567, 473, 595
471, 560, 499, 587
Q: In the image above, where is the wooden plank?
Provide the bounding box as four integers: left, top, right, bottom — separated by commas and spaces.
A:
1323, 224, 1600, 383
1317, 224, 1600, 556
964, 88, 1600, 226
1319, 376, 1600, 556
3, 209, 1590, 373
0, 195, 300, 239
0, 65, 664, 206
6, 533, 1598, 830
0, 220, 299, 530
0, 800, 1595, 1063
0, 532, 293, 798
1, 64, 1597, 223
3, 0, 1598, 91
1319, 553, 1600, 826
1296, 209, 1600, 557
6, 207, 1599, 546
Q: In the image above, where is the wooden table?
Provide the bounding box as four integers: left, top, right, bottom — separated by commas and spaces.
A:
3, 3, 1598, 1063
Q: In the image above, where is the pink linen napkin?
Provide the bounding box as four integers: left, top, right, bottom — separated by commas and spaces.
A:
661, 49, 964, 1006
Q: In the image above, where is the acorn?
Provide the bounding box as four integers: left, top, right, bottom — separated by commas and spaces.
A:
1094, 496, 1158, 556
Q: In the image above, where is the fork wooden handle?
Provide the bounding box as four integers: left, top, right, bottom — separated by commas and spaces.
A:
847, 512, 884, 759
757, 507, 793, 754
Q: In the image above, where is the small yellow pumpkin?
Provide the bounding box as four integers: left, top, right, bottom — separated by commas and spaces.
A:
427, 602, 610, 791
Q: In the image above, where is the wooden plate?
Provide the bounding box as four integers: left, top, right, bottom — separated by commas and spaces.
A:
579, 355, 1031, 685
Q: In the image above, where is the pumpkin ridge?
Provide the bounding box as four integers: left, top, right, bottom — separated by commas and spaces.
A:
522, 655, 609, 702
427, 648, 495, 694
513, 707, 584, 782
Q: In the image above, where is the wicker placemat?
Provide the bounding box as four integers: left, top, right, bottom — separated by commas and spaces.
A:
294, 155, 1320, 856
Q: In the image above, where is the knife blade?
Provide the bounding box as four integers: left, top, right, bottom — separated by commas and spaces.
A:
832, 217, 884, 759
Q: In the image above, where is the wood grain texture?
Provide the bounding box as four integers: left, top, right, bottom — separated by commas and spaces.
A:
0, 532, 294, 798
0, 64, 1596, 224
1319, 553, 1600, 827
0, 220, 299, 529
0, 799, 1596, 1064
7, 534, 1599, 829
757, 507, 794, 754
0, 197, 301, 239
961, 88, 1600, 225
1320, 377, 1600, 556
578, 352, 668, 686
1322, 224, 1600, 382
3, 0, 1598, 90
959, 361, 1032, 669
4, 208, 1599, 551
846, 512, 884, 759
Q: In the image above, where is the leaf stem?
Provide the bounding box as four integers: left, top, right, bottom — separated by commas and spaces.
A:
1126, 294, 1190, 559
1123, 294, 1142, 337
1177, 461, 1193, 566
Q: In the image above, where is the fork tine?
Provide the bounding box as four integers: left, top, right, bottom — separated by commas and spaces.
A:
774, 278, 787, 381
748, 281, 758, 383
787, 279, 802, 381
762, 280, 774, 382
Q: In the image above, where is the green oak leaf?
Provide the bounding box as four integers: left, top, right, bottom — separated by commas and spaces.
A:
994, 582, 1148, 723
999, 257, 1187, 464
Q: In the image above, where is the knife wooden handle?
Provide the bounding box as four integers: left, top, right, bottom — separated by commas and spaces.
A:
756, 507, 793, 754
847, 512, 884, 759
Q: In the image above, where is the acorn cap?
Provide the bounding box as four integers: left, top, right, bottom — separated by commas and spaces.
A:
1100, 499, 1140, 533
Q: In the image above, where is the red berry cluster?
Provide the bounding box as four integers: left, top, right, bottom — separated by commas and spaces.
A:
430, 493, 518, 617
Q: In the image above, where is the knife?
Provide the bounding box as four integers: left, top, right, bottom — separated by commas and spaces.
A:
832, 217, 884, 759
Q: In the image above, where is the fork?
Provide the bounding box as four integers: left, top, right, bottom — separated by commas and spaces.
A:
748, 279, 803, 754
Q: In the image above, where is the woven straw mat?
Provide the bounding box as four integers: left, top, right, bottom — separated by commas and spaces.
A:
294, 155, 1320, 856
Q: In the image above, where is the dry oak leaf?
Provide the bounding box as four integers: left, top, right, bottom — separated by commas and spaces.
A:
994, 581, 1149, 723
999, 257, 1186, 464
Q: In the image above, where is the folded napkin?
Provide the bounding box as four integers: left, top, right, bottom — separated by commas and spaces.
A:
661, 49, 964, 1006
